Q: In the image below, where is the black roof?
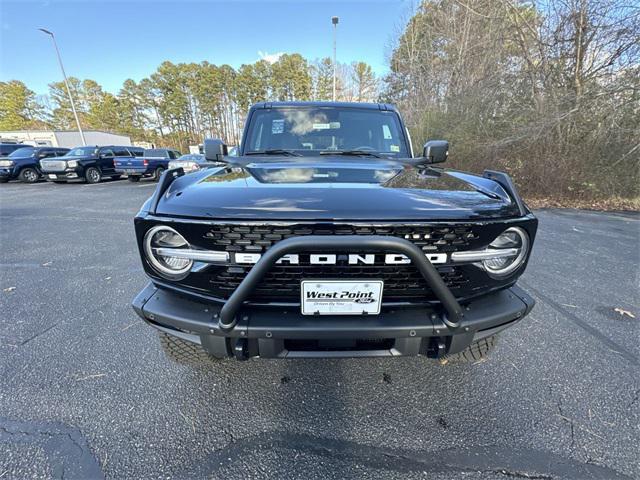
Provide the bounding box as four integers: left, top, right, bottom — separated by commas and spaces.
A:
250, 101, 399, 112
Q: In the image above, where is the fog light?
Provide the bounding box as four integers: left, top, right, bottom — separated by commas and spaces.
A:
143, 225, 192, 279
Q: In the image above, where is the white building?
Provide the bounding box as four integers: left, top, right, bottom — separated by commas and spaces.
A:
133, 141, 155, 150
0, 130, 131, 148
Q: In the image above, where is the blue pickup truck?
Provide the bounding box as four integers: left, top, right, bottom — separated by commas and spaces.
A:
114, 148, 181, 182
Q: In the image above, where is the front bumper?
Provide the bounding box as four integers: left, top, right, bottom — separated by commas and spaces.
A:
132, 282, 535, 359
44, 171, 80, 181
0, 168, 15, 180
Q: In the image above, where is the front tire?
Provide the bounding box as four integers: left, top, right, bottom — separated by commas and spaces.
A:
19, 168, 40, 183
441, 335, 498, 364
158, 332, 223, 365
85, 167, 102, 184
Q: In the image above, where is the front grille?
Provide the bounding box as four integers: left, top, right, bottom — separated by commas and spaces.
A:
203, 224, 478, 254
158, 221, 512, 305
208, 263, 469, 302
40, 160, 66, 172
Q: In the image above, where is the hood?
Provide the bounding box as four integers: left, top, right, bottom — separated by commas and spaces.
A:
154, 157, 520, 221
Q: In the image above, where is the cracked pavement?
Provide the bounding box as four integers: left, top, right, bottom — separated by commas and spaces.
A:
0, 180, 638, 479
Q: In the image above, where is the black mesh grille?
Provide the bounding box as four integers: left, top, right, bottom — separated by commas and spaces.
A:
176, 223, 493, 304
140, 219, 523, 305
207, 264, 468, 302
202, 224, 478, 254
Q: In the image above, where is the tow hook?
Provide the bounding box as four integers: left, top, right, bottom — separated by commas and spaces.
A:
234, 338, 249, 361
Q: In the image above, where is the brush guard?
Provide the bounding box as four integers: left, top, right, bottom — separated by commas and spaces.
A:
216, 235, 465, 331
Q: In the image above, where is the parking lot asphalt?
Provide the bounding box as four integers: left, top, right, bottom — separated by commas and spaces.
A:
0, 178, 638, 479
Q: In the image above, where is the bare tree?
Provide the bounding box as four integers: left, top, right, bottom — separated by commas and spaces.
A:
384, 0, 639, 201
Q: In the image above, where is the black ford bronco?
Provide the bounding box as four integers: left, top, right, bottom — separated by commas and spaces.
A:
132, 102, 536, 363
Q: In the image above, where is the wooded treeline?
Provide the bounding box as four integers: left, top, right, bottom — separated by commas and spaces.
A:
383, 0, 639, 202
1, 0, 638, 203
0, 54, 377, 150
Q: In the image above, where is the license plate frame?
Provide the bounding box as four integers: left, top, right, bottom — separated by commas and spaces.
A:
301, 280, 383, 316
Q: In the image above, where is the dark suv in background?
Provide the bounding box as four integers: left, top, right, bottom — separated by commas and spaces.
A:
0, 143, 31, 158
0, 146, 69, 183
40, 145, 144, 184
115, 148, 181, 182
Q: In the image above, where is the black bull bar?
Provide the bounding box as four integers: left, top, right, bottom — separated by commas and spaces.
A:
217, 235, 465, 331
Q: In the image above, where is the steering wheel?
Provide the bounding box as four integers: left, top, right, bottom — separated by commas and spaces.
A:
352, 146, 376, 151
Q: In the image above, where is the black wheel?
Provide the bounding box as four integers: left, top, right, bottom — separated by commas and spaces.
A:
158, 332, 224, 365
153, 167, 165, 182
19, 168, 40, 183
85, 167, 102, 184
441, 335, 498, 364
0, 178, 9, 183
127, 176, 141, 182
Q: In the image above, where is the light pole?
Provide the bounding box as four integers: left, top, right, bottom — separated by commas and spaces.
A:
38, 28, 86, 146
332, 16, 339, 101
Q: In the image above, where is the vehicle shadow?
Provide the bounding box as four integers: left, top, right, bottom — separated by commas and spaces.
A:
176, 355, 476, 478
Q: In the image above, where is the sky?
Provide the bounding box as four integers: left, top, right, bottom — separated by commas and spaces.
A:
0, 0, 415, 96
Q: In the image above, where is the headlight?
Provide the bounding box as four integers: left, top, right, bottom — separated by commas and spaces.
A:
67, 160, 78, 168
143, 225, 192, 279
0, 160, 13, 167
483, 227, 529, 276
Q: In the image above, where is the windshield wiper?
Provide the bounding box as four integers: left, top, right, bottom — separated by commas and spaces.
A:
320, 150, 382, 158
246, 149, 302, 157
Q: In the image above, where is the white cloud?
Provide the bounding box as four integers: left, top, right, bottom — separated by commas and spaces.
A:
258, 51, 285, 64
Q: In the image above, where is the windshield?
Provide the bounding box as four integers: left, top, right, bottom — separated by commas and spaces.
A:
64, 146, 98, 157
244, 107, 409, 157
8, 147, 35, 158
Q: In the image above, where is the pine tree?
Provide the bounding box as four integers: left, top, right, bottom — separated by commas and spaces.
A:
0, 80, 46, 129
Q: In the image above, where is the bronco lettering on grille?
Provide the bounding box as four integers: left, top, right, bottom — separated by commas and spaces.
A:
234, 252, 448, 265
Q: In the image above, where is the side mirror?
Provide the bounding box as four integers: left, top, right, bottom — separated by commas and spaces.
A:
422, 140, 449, 164
204, 138, 228, 162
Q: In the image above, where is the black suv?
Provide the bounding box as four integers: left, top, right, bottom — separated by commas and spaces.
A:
40, 145, 144, 184
132, 102, 537, 363
0, 146, 69, 183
